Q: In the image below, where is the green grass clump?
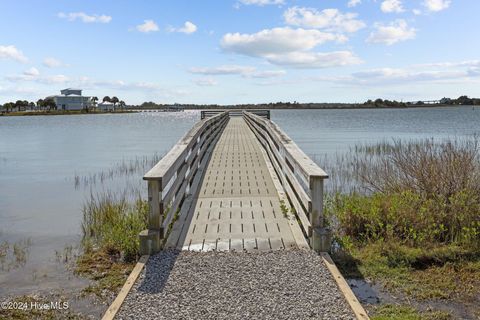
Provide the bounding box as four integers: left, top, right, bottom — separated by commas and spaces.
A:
327, 191, 480, 248
76, 192, 147, 297
371, 304, 451, 320
81, 192, 148, 262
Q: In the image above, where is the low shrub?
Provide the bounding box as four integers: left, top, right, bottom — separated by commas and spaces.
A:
327, 190, 480, 249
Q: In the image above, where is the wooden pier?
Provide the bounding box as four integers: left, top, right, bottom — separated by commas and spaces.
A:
105, 110, 369, 320
139, 110, 330, 254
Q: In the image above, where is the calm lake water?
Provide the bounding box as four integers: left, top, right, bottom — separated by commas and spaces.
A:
1, 106, 479, 296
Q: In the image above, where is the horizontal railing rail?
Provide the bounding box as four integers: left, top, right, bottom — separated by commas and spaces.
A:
201, 109, 270, 120
139, 111, 229, 254
243, 111, 330, 251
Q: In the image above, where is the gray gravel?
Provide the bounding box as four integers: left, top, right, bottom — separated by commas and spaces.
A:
117, 249, 355, 320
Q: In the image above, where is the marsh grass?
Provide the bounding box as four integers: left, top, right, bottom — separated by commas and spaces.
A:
316, 136, 480, 318
73, 152, 157, 298
316, 136, 480, 249
75, 189, 148, 297
81, 190, 148, 262
74, 153, 162, 189
0, 238, 32, 271
55, 245, 75, 264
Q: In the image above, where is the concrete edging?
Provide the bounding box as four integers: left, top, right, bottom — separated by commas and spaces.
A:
320, 252, 370, 320
101, 255, 150, 320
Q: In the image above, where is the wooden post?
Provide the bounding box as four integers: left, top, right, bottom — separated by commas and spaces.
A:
139, 180, 162, 255
148, 180, 162, 229
310, 176, 331, 252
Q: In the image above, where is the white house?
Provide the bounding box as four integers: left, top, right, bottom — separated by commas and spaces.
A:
47, 88, 92, 111
97, 101, 115, 111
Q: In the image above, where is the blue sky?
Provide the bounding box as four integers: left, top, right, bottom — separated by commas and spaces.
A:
0, 0, 478, 104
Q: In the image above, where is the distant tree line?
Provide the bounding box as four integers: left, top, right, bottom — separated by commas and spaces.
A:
0, 95, 126, 113
439, 96, 480, 105
133, 97, 480, 110
0, 98, 57, 113
364, 95, 480, 107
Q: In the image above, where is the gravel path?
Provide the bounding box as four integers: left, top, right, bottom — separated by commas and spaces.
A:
117, 250, 355, 320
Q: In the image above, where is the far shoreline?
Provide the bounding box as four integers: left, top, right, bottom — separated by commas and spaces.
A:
1, 103, 476, 117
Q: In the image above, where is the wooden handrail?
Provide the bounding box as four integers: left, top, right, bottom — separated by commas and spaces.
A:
139, 112, 229, 254
243, 111, 330, 251
201, 109, 270, 120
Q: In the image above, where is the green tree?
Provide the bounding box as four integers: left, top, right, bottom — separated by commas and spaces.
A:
93, 96, 99, 110
36, 99, 44, 110
103, 96, 111, 103
15, 100, 29, 111
44, 98, 57, 110
3, 102, 14, 113
119, 100, 126, 110
111, 96, 119, 110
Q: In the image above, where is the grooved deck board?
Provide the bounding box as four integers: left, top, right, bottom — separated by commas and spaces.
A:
178, 117, 298, 251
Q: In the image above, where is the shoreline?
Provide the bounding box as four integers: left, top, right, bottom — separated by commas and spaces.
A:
2, 104, 475, 117
0, 110, 137, 117
185, 104, 460, 110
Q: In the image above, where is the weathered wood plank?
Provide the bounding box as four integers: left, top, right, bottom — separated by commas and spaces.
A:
144, 112, 228, 184
243, 111, 328, 249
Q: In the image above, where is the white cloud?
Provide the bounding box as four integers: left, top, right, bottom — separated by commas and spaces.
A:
414, 60, 480, 68
189, 65, 256, 76
193, 78, 218, 86
250, 70, 287, 78
189, 65, 286, 78
6, 70, 69, 84
221, 27, 361, 69
266, 51, 362, 68
238, 0, 284, 6
413, 9, 422, 15
168, 21, 198, 34
350, 67, 471, 84
57, 12, 111, 23
381, 0, 404, 13
222, 27, 346, 57
43, 75, 70, 84
283, 7, 365, 33
0, 45, 28, 63
43, 57, 67, 68
24, 67, 40, 77
423, 0, 451, 12
308, 59, 480, 87
136, 20, 159, 33
348, 0, 362, 7
220, 27, 361, 69
367, 20, 416, 45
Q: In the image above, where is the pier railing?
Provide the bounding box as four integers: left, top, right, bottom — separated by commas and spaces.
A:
139, 111, 229, 255
201, 109, 270, 120
243, 111, 330, 251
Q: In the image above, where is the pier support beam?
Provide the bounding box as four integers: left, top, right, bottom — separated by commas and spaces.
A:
310, 177, 332, 252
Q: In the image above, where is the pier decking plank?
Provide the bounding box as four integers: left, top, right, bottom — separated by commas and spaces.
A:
177, 117, 298, 251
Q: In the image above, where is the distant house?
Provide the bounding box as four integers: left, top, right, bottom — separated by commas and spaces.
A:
47, 88, 92, 111
440, 97, 453, 105
97, 101, 115, 111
